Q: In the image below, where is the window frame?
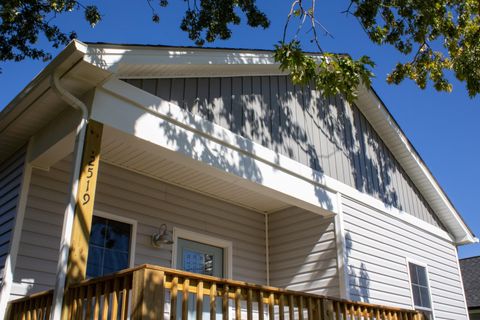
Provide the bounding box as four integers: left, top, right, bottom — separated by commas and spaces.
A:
405, 258, 435, 317
88, 210, 137, 276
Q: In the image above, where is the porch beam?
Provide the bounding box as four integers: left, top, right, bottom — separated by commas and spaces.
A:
91, 80, 339, 217
66, 119, 103, 286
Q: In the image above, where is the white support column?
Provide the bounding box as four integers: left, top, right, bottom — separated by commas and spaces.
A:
0, 142, 33, 319
334, 192, 349, 299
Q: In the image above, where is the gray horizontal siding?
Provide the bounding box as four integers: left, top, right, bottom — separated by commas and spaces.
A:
0, 147, 26, 285
124, 77, 443, 229
13, 155, 267, 297
268, 207, 339, 297
342, 196, 468, 320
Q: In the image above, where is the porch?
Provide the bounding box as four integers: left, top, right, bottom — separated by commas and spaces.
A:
7, 264, 425, 320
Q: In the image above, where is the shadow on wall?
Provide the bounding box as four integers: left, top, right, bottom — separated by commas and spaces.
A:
89, 47, 336, 212
122, 72, 435, 217
345, 232, 370, 303
268, 209, 338, 295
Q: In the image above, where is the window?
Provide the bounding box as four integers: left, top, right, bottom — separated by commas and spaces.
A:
86, 216, 132, 278
408, 262, 433, 314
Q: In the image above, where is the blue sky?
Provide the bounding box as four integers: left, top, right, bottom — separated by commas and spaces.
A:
1, 1, 479, 258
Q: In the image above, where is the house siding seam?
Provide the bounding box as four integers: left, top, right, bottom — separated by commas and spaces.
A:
12, 156, 268, 298
123, 77, 444, 230
268, 207, 340, 298
342, 195, 468, 320
0, 146, 26, 285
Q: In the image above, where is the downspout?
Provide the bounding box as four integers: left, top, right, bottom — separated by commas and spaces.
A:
49, 71, 89, 320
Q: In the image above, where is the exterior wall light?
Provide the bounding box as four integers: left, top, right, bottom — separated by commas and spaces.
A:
151, 224, 174, 247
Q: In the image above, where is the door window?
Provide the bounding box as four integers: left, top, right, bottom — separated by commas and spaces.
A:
177, 238, 224, 277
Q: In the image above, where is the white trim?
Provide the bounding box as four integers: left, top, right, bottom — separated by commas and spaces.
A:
172, 227, 233, 279
264, 214, 270, 286
343, 195, 453, 243
83, 43, 474, 246
93, 80, 338, 216
454, 247, 471, 320
405, 258, 436, 319
94, 79, 453, 243
334, 192, 349, 300
93, 210, 137, 268
1, 42, 474, 246
356, 87, 475, 245
0, 143, 33, 319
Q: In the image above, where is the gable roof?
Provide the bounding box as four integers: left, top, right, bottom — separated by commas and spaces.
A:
460, 256, 480, 308
0, 40, 476, 245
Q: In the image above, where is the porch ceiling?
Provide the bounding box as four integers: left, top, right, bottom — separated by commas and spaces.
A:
100, 125, 290, 214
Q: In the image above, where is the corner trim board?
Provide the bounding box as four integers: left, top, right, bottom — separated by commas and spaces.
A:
0, 143, 33, 319
334, 192, 349, 300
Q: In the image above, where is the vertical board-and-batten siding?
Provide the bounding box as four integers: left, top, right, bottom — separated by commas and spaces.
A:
12, 156, 267, 298
0, 147, 27, 284
268, 207, 339, 297
124, 77, 443, 229
342, 196, 467, 320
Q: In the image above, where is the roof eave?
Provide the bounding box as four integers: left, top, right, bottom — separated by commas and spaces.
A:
355, 84, 476, 245
0, 40, 88, 130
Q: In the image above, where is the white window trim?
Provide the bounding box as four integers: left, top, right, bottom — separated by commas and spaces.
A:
171, 227, 233, 279
405, 257, 435, 319
94, 210, 137, 268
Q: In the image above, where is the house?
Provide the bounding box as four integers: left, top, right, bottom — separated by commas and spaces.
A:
0, 40, 476, 320
460, 256, 480, 319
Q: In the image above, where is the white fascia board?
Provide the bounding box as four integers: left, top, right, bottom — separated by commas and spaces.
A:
84, 46, 274, 68
92, 79, 454, 243
83, 44, 323, 75
355, 85, 476, 244
91, 80, 338, 216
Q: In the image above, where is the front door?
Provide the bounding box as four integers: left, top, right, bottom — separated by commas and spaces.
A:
176, 238, 225, 319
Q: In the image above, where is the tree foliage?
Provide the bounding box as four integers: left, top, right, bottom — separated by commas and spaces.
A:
0, 0, 479, 100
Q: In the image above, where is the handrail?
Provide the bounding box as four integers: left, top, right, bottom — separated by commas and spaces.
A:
8, 264, 425, 320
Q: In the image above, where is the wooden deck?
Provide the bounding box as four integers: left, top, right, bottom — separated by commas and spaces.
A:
7, 264, 425, 320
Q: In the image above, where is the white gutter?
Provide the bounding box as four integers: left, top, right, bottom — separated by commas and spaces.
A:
49, 71, 89, 320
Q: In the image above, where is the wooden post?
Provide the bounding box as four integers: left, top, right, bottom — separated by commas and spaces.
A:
130, 267, 166, 320
66, 120, 103, 286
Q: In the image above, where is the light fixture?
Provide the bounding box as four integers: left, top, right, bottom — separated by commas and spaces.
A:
151, 224, 174, 247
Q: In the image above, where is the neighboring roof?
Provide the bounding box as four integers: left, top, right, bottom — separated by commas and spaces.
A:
0, 40, 477, 244
460, 256, 480, 308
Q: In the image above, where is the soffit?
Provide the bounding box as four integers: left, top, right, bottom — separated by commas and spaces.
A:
100, 125, 290, 214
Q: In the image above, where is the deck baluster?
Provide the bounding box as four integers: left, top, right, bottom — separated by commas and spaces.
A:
246, 289, 253, 320
182, 278, 190, 320
210, 283, 217, 320
235, 288, 242, 320
222, 284, 229, 320
170, 276, 179, 320
258, 291, 264, 320
197, 281, 204, 320
279, 294, 285, 320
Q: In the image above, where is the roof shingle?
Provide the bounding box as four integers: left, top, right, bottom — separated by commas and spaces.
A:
460, 256, 480, 308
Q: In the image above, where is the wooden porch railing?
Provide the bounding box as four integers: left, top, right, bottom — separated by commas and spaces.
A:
7, 264, 425, 320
